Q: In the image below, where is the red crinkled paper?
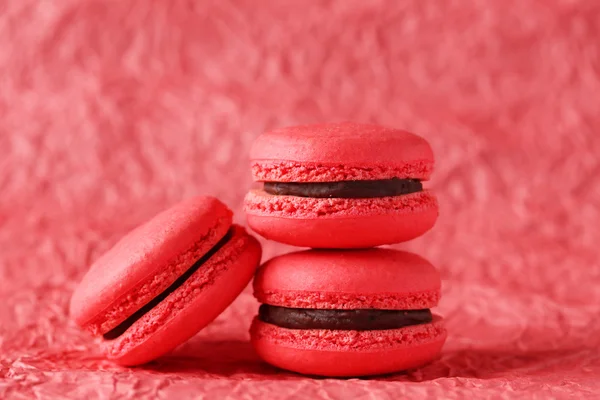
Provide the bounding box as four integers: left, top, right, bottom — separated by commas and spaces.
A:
2, 1, 599, 398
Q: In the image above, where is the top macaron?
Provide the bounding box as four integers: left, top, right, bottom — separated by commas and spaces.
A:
244, 122, 438, 248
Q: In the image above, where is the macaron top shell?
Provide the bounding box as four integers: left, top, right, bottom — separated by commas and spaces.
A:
254, 249, 441, 310
70, 196, 232, 334
251, 122, 434, 182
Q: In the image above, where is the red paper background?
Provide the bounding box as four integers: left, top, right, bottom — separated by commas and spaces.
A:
2, 1, 600, 398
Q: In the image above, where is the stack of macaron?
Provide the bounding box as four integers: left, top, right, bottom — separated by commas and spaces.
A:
68, 122, 445, 377
245, 122, 446, 377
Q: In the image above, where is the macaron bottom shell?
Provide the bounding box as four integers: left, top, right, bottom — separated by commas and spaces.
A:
245, 190, 438, 248
251, 317, 446, 377
246, 208, 437, 249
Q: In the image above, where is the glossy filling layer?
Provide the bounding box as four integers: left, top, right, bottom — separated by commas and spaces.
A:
263, 178, 422, 198
258, 304, 432, 331
103, 229, 233, 340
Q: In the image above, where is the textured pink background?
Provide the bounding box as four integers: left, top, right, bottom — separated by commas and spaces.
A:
2, 0, 600, 398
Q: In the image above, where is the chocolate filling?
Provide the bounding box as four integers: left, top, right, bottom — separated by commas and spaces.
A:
258, 305, 432, 331
263, 178, 422, 198
103, 229, 234, 340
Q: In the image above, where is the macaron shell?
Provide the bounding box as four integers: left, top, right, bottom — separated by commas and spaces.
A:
250, 122, 434, 182
245, 190, 438, 248
254, 249, 441, 310
251, 318, 446, 377
105, 225, 262, 366
245, 190, 437, 218
70, 196, 232, 335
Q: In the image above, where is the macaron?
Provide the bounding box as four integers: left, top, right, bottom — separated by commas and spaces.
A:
70, 196, 262, 366
244, 122, 438, 248
251, 249, 446, 377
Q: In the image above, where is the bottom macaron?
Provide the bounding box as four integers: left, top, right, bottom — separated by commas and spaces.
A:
250, 248, 446, 377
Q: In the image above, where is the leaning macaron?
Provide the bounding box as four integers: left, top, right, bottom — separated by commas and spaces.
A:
70, 196, 262, 366
244, 122, 438, 248
251, 249, 446, 377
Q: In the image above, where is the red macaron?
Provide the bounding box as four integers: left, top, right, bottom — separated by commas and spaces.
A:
70, 196, 262, 366
244, 122, 439, 248
251, 249, 446, 377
